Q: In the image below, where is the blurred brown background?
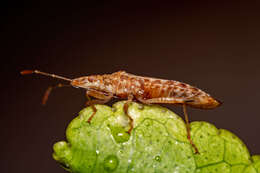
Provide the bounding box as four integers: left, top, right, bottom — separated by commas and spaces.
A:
2, 1, 260, 173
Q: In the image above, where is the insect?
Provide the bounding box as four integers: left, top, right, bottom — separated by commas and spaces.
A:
21, 70, 222, 154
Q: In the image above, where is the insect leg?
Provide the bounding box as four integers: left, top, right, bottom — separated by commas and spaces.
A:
42, 83, 71, 105
86, 90, 113, 123
123, 94, 134, 134
183, 103, 199, 154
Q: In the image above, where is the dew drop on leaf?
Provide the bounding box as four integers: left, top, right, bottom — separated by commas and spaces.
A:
103, 155, 119, 172
155, 155, 161, 162
96, 150, 100, 154
145, 120, 153, 127
109, 126, 130, 143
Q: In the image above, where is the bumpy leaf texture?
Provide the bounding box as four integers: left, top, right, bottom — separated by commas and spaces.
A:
53, 101, 260, 173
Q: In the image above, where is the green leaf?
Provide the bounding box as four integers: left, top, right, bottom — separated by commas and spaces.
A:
52, 101, 260, 173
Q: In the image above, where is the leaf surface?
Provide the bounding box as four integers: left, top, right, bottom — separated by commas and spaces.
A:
53, 101, 260, 173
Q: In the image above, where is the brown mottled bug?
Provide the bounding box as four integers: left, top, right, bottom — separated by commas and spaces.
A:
21, 70, 222, 153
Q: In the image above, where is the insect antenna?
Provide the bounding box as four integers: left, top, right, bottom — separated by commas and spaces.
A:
21, 70, 73, 105
20, 70, 72, 82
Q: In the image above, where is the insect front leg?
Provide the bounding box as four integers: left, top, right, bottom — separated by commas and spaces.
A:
136, 96, 199, 154
123, 94, 134, 134
42, 83, 71, 105
86, 90, 113, 123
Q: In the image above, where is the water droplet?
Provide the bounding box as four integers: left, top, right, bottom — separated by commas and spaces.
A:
118, 132, 124, 137
110, 126, 130, 143
154, 155, 161, 162
103, 155, 119, 172
96, 150, 100, 154
144, 120, 153, 127
117, 150, 124, 157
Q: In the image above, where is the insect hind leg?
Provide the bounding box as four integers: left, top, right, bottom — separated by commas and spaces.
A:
183, 103, 199, 154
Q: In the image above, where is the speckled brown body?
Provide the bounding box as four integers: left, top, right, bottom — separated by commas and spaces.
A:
72, 71, 221, 109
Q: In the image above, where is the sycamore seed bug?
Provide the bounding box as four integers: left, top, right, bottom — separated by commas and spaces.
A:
21, 70, 222, 154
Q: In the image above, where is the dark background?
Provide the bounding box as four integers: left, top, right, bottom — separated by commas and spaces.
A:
2, 1, 260, 173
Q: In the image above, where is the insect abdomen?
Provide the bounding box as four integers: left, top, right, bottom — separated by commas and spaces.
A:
140, 78, 193, 99
111, 71, 203, 101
